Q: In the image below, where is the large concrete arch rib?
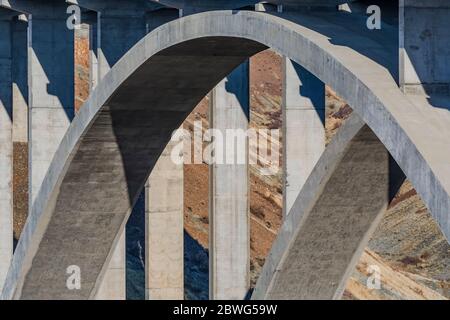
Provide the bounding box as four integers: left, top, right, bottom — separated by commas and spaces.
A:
253, 114, 393, 299
2, 10, 449, 300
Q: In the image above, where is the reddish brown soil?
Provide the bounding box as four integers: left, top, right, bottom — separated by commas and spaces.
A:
13, 142, 28, 240
74, 26, 90, 113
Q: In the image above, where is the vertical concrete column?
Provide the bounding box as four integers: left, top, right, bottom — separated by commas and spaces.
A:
11, 16, 29, 239
85, 11, 98, 91
145, 141, 184, 300
29, 3, 75, 205
0, 16, 13, 293
209, 62, 250, 300
282, 57, 325, 216
145, 8, 184, 301
94, 7, 146, 300
399, 0, 450, 94
12, 16, 28, 146
95, 230, 126, 300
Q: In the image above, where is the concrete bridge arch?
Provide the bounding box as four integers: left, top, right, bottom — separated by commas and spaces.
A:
1, 9, 449, 299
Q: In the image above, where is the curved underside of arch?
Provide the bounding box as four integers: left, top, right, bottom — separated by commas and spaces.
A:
253, 114, 396, 299
2, 10, 449, 299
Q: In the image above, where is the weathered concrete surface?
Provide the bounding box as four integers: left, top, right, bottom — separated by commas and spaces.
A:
282, 57, 325, 216
254, 116, 392, 299
97, 4, 180, 300
0, 8, 28, 291
209, 62, 250, 300
27, 2, 75, 206
94, 230, 126, 299
2, 10, 449, 299
79, 1, 149, 300
0, 15, 13, 293
93, 4, 146, 301
11, 14, 28, 245
145, 8, 184, 301
146, 141, 184, 300
77, 2, 181, 300
399, 0, 450, 95
3, 34, 262, 299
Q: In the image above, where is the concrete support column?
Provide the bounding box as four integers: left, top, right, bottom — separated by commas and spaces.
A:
209, 62, 250, 300
0, 16, 13, 293
11, 16, 29, 240
95, 230, 126, 300
282, 57, 325, 216
0, 10, 28, 291
12, 16, 28, 146
94, 6, 146, 300
399, 0, 450, 95
29, 3, 74, 205
145, 8, 183, 301
85, 12, 98, 91
145, 141, 184, 300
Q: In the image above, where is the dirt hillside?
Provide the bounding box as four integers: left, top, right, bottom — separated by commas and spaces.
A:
183, 50, 450, 299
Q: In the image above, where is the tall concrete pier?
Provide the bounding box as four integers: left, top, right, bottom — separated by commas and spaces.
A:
282, 58, 325, 216
0, 8, 27, 293
11, 15, 28, 241
94, 231, 126, 300
145, 141, 184, 300
145, 8, 183, 301
209, 62, 250, 300
28, 1, 74, 205
91, 2, 147, 300
64, 3, 128, 298
0, 12, 13, 293
11, 16, 28, 164
76, 1, 182, 299
399, 0, 450, 95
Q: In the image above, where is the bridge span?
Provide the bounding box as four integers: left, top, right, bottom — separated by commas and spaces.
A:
0, 1, 449, 300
